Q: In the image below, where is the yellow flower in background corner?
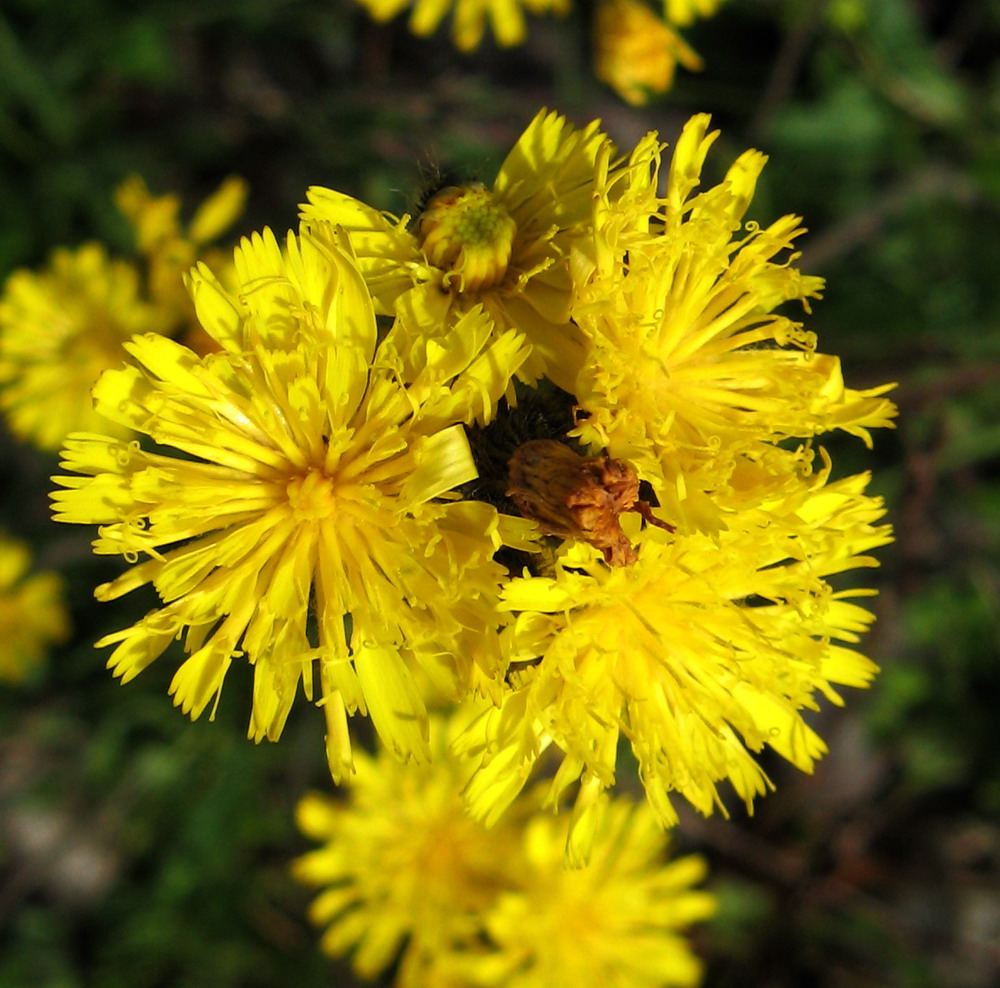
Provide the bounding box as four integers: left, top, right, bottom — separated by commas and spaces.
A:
115, 174, 248, 338
51, 223, 526, 782
355, 0, 569, 51
594, 0, 704, 106
571, 116, 897, 531
293, 714, 527, 987
0, 533, 70, 683
0, 177, 246, 453
450, 800, 715, 988
458, 467, 892, 845
301, 109, 606, 393
0, 244, 171, 451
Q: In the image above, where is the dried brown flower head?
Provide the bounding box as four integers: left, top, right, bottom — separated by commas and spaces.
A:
507, 439, 674, 566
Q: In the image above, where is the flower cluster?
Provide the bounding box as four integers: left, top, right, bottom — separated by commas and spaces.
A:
454, 114, 894, 853
0, 178, 245, 452
294, 711, 715, 988
52, 110, 894, 860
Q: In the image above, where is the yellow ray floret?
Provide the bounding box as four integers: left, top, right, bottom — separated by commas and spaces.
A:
51, 224, 524, 781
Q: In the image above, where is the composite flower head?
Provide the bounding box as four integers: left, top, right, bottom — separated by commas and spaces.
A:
353, 0, 569, 51
51, 223, 528, 781
571, 115, 897, 531
300, 109, 607, 393
594, 0, 704, 106
0, 243, 171, 451
0, 533, 70, 683
293, 713, 527, 987
458, 465, 892, 846
449, 799, 715, 988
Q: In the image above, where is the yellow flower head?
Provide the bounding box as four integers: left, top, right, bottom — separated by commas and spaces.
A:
0, 243, 170, 451
419, 183, 518, 294
355, 0, 569, 51
294, 713, 527, 986
0, 533, 70, 683
451, 800, 716, 988
51, 224, 527, 781
300, 109, 607, 393
572, 116, 897, 531
458, 466, 892, 843
594, 0, 704, 106
115, 174, 248, 332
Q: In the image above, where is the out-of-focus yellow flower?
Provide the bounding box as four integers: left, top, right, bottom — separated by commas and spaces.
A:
594, 0, 703, 106
294, 714, 527, 986
458, 467, 892, 847
301, 109, 606, 393
450, 800, 715, 988
51, 224, 530, 781
663, 0, 726, 28
115, 174, 247, 333
355, 0, 569, 51
572, 116, 897, 532
295, 712, 715, 987
0, 243, 170, 451
0, 533, 70, 683
0, 177, 247, 452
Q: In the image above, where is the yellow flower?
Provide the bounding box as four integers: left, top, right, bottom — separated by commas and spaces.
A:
354, 0, 569, 51
294, 713, 527, 987
51, 224, 528, 781
663, 0, 726, 27
300, 109, 606, 393
594, 0, 704, 106
0, 243, 170, 451
0, 533, 70, 683
458, 466, 892, 844
115, 174, 248, 332
450, 800, 716, 988
572, 116, 897, 531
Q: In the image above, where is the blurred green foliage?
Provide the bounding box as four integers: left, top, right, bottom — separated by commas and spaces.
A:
2, 0, 1000, 985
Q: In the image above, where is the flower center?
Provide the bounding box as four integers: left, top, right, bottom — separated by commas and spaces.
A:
418, 183, 517, 294
286, 470, 337, 522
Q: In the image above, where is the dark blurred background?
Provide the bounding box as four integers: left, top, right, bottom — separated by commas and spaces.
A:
1, 0, 999, 985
